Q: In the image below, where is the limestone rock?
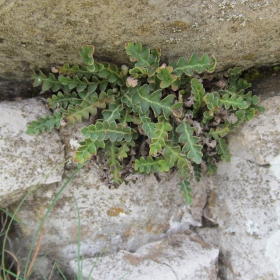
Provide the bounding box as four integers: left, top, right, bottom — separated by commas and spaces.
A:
228, 96, 280, 165
1, 0, 280, 97
211, 96, 280, 279
0, 99, 64, 207
15, 165, 201, 274
70, 232, 219, 280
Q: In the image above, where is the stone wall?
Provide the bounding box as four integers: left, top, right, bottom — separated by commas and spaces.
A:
0, 75, 279, 279
0, 0, 280, 97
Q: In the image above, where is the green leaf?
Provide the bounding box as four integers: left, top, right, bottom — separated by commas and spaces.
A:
134, 156, 160, 173
102, 103, 123, 123
125, 42, 161, 76
33, 71, 62, 92
117, 141, 135, 160
217, 138, 231, 162
81, 121, 133, 142
79, 45, 95, 65
161, 141, 190, 170
207, 126, 231, 139
179, 180, 192, 205
105, 142, 123, 185
176, 121, 203, 164
219, 94, 248, 110
193, 163, 201, 182
131, 85, 174, 118
243, 91, 260, 105
170, 54, 216, 77
47, 92, 81, 109
204, 92, 219, 111
26, 112, 63, 135
191, 78, 206, 117
150, 118, 172, 155
58, 63, 94, 78
97, 62, 123, 85
156, 66, 176, 88
74, 139, 105, 163
141, 116, 156, 138
63, 95, 98, 124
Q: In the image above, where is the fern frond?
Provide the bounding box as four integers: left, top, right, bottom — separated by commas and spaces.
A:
134, 156, 160, 173
176, 121, 203, 164
81, 121, 134, 142
105, 142, 123, 185
141, 116, 156, 138
178, 180, 192, 205
216, 138, 231, 162
130, 85, 174, 119
208, 125, 231, 139
193, 163, 202, 182
58, 63, 94, 78
169, 54, 216, 77
32, 71, 61, 92
26, 112, 63, 135
74, 139, 105, 163
150, 117, 172, 155
191, 78, 206, 117
160, 140, 191, 170
47, 92, 81, 109
102, 103, 123, 123
156, 65, 177, 88
125, 42, 161, 76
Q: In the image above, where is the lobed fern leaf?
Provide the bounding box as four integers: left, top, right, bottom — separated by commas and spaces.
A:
26, 112, 63, 135
105, 142, 123, 185
150, 117, 172, 155
134, 156, 160, 174
178, 180, 192, 205
169, 54, 216, 77
81, 121, 134, 142
74, 139, 105, 163
125, 42, 161, 76
130, 84, 174, 119
176, 121, 203, 164
216, 138, 231, 162
47, 92, 81, 109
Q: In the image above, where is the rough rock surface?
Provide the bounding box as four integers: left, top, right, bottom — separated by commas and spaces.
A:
208, 96, 280, 279
1, 0, 280, 97
1, 82, 280, 279
0, 99, 64, 207
70, 232, 219, 280
15, 165, 204, 275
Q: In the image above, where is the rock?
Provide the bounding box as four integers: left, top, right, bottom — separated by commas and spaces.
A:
211, 96, 280, 279
0, 99, 64, 207
14, 164, 202, 275
70, 232, 219, 280
228, 96, 280, 165
1, 0, 280, 97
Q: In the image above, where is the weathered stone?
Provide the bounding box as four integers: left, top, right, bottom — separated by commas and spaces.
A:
14, 164, 202, 274
228, 96, 280, 165
0, 99, 64, 207
70, 232, 219, 280
0, 0, 280, 97
211, 96, 280, 279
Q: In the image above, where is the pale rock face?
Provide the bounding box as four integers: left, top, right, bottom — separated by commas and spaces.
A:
16, 166, 202, 267
70, 232, 219, 280
1, 88, 280, 279
0, 99, 64, 207
209, 96, 280, 279
0, 0, 280, 97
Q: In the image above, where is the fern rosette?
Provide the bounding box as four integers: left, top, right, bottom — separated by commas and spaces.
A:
27, 42, 264, 204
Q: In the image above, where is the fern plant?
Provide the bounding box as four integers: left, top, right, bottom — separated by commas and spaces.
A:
26, 42, 264, 204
